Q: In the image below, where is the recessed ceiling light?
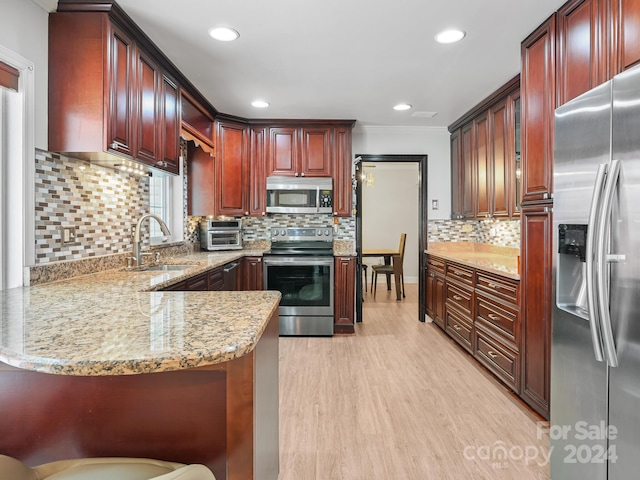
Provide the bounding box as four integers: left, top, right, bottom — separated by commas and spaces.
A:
435, 29, 466, 44
251, 100, 270, 108
208, 26, 240, 42
393, 103, 412, 111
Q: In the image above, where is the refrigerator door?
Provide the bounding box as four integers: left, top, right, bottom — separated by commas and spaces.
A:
551, 80, 612, 480
608, 64, 640, 480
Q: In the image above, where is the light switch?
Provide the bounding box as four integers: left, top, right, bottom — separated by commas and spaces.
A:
431, 199, 439, 210
62, 226, 76, 244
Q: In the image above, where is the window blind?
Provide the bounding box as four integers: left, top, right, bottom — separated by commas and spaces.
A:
0, 61, 19, 91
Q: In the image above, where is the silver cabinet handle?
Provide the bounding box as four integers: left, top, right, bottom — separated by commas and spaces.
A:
453, 295, 463, 301
487, 313, 499, 321
488, 282, 499, 289
487, 350, 498, 359
453, 325, 462, 332
586, 163, 607, 362
596, 159, 621, 367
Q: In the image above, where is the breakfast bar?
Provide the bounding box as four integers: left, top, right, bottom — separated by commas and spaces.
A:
0, 262, 281, 480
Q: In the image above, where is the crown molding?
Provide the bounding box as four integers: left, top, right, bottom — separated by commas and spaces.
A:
32, 0, 58, 12
353, 124, 449, 135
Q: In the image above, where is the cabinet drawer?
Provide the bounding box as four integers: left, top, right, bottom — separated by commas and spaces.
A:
475, 329, 519, 393
445, 308, 473, 353
446, 262, 474, 287
208, 267, 224, 291
476, 271, 519, 305
427, 255, 446, 275
186, 273, 208, 291
445, 282, 473, 318
476, 293, 519, 345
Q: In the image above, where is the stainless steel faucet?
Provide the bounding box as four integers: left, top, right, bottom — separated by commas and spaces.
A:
132, 213, 171, 266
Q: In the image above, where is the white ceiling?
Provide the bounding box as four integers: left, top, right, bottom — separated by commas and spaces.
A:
87, 0, 567, 128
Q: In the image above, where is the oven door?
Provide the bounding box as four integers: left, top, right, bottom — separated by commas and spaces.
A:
263, 255, 334, 317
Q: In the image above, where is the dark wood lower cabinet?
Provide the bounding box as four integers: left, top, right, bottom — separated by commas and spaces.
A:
425, 269, 445, 329
0, 310, 280, 480
242, 256, 263, 291
520, 205, 552, 419
334, 256, 355, 334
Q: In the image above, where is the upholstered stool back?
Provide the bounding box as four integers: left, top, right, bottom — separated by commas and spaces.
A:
0, 455, 217, 480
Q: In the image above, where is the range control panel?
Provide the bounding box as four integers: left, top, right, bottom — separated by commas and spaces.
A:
270, 227, 333, 242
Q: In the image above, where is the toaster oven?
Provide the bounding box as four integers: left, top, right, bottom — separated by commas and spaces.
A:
200, 219, 243, 251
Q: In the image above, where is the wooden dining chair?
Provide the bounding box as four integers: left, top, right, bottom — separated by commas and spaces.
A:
372, 233, 406, 301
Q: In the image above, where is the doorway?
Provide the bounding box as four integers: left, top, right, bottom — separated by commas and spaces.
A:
354, 154, 428, 324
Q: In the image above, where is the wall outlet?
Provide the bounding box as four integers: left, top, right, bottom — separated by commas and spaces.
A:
461, 224, 474, 233
490, 228, 497, 237
62, 226, 76, 244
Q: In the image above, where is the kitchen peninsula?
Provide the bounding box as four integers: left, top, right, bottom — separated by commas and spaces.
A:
0, 255, 281, 480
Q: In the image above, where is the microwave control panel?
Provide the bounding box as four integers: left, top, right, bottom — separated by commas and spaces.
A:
320, 190, 333, 208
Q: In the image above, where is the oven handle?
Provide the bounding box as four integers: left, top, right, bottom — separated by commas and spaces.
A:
263, 256, 334, 267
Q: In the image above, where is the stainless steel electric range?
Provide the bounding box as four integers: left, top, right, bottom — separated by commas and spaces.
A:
263, 227, 334, 336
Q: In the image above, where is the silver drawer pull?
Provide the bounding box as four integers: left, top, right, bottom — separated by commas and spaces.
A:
487, 313, 499, 321
487, 350, 498, 359
453, 325, 462, 331
488, 282, 500, 289
453, 295, 463, 301
453, 270, 469, 277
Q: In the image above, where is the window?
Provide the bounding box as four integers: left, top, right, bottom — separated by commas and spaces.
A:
148, 168, 184, 245
149, 173, 171, 242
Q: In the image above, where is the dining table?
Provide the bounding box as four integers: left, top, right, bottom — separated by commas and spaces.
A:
362, 248, 401, 296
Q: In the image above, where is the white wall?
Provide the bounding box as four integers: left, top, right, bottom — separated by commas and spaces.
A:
353, 125, 451, 284
361, 163, 420, 282
0, 0, 49, 149
352, 125, 451, 220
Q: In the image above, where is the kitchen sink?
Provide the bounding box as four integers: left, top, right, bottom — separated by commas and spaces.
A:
129, 264, 199, 272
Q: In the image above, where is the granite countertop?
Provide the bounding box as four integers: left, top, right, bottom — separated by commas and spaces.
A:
0, 249, 281, 376
425, 242, 520, 280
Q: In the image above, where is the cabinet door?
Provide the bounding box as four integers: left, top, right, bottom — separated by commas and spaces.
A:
242, 256, 263, 291
426, 269, 436, 320
159, 74, 180, 174
557, 0, 606, 106
216, 121, 249, 216
268, 127, 299, 176
135, 49, 161, 165
435, 277, 446, 329
107, 22, 135, 158
490, 98, 510, 218
520, 205, 552, 419
187, 142, 215, 216
521, 15, 556, 204
461, 123, 475, 218
249, 127, 267, 216
332, 126, 353, 217
474, 113, 491, 218
612, 0, 640, 73
300, 127, 332, 176
334, 257, 355, 334
450, 128, 463, 220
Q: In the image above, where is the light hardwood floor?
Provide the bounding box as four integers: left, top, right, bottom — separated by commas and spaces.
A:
279, 283, 550, 480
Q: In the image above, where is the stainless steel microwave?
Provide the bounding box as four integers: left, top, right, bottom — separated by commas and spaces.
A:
266, 176, 333, 214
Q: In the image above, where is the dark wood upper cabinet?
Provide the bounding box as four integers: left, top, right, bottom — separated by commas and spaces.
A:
612, 0, 640, 73
461, 123, 475, 219
248, 126, 268, 217
180, 89, 215, 153
187, 141, 215, 217
216, 120, 249, 216
490, 98, 510, 218
557, 0, 607, 106
300, 127, 332, 177
450, 129, 463, 220
474, 113, 491, 218
268, 127, 300, 176
521, 14, 557, 204
332, 125, 353, 217
48, 10, 181, 174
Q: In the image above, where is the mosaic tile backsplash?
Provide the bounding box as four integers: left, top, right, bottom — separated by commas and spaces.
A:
428, 218, 521, 248
34, 150, 150, 263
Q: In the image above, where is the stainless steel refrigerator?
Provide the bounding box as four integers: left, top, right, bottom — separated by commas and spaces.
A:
551, 64, 640, 479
